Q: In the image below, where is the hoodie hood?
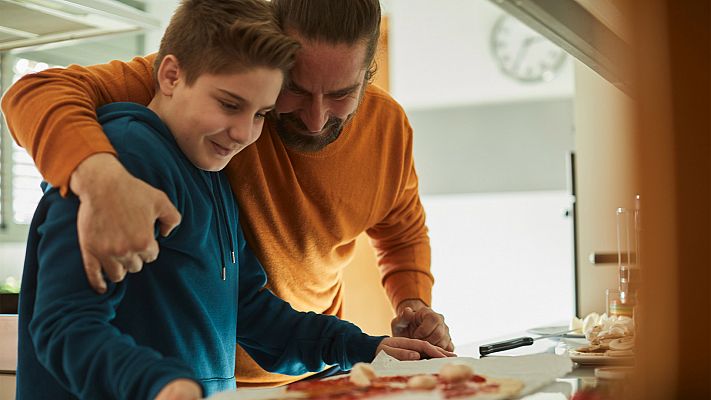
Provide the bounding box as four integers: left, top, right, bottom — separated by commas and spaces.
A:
97, 102, 236, 280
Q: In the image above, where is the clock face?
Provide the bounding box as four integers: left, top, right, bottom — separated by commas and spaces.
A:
490, 15, 567, 83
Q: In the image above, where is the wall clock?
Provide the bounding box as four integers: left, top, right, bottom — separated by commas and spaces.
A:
490, 15, 568, 83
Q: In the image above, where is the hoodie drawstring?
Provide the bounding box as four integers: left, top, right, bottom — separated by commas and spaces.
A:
210, 173, 236, 280
200, 171, 236, 281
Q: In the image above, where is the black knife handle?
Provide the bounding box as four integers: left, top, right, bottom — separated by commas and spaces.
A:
479, 336, 535, 356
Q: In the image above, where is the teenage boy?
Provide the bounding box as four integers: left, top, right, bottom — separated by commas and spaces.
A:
16, 1, 453, 399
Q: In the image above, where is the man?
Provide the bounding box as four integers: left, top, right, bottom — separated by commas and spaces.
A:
1, 0, 453, 387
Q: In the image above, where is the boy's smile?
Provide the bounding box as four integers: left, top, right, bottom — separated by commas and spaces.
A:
210, 140, 236, 157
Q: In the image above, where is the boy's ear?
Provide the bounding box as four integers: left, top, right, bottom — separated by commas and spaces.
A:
156, 55, 182, 96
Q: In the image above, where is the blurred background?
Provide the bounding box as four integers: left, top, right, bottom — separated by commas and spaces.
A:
0, 1, 708, 398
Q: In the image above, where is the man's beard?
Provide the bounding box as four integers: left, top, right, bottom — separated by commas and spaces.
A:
272, 112, 348, 152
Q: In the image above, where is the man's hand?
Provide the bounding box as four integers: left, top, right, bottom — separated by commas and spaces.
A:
70, 153, 181, 293
391, 299, 454, 351
155, 379, 202, 400
375, 337, 456, 361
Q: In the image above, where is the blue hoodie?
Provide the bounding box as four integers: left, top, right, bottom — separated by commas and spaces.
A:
16, 102, 384, 399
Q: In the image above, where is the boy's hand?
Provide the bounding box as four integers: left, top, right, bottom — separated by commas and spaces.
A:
375, 337, 456, 360
391, 299, 454, 351
70, 153, 182, 293
155, 379, 202, 400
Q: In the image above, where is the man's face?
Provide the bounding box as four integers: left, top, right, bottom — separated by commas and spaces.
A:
273, 35, 369, 152
164, 67, 283, 171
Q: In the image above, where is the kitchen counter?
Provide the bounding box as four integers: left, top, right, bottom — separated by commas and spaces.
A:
0, 320, 627, 400
455, 330, 629, 399
213, 330, 608, 400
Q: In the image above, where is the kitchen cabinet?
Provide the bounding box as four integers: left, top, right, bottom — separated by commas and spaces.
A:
573, 60, 637, 316
0, 314, 17, 400
0, 374, 15, 400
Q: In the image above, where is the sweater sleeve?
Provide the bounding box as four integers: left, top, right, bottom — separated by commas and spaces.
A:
235, 231, 385, 375
365, 100, 434, 309
0, 55, 157, 195
28, 189, 199, 400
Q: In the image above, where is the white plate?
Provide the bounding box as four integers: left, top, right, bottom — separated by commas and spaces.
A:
527, 325, 585, 339
567, 350, 634, 366
555, 340, 634, 366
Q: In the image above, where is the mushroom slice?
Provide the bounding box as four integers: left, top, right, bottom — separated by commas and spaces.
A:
439, 363, 474, 384
350, 363, 377, 387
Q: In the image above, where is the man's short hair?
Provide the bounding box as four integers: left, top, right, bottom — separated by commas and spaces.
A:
271, 0, 381, 80
155, 0, 300, 85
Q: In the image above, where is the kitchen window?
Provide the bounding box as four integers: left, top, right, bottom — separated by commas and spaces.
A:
0, 0, 153, 243
0, 57, 59, 241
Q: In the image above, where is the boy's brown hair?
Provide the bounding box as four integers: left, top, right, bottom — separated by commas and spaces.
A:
155, 0, 300, 85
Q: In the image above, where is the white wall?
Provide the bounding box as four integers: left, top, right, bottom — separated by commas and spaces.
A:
425, 191, 575, 344
410, 98, 574, 195
384, 0, 574, 109
144, 0, 180, 53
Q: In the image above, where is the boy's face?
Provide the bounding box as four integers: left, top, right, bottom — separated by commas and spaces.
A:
161, 64, 283, 171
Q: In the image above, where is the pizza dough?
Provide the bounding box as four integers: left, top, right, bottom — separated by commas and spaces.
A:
287, 362, 524, 399
407, 375, 438, 390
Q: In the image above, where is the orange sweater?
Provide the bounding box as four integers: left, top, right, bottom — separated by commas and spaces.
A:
1, 55, 433, 386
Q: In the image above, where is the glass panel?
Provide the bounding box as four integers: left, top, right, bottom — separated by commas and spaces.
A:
10, 58, 59, 224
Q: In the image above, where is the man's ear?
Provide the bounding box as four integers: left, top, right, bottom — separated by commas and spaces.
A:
156, 54, 182, 96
